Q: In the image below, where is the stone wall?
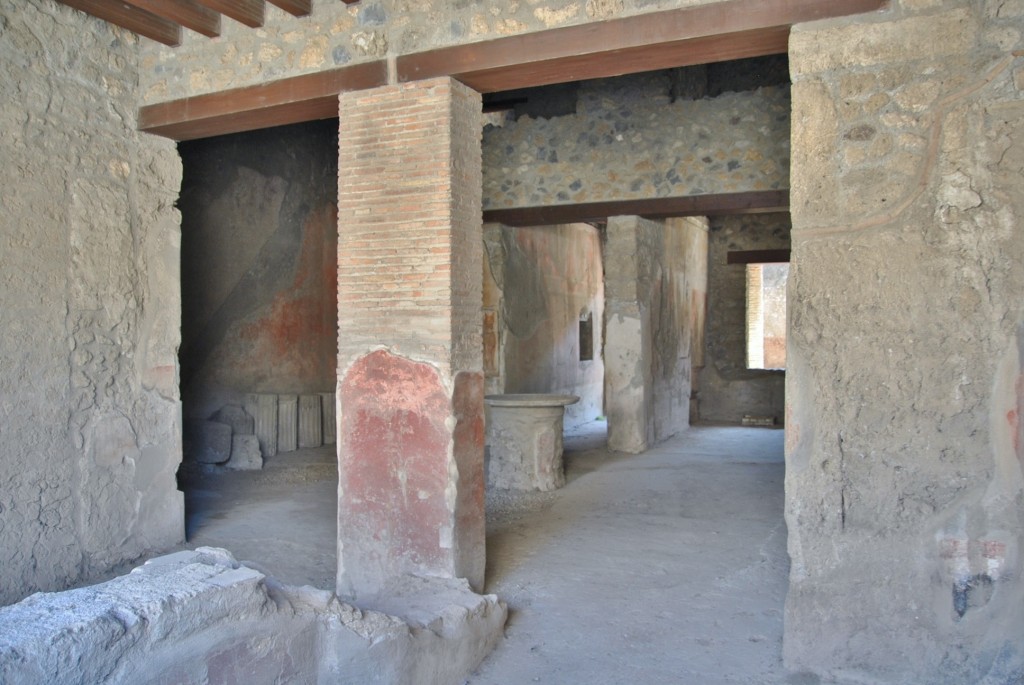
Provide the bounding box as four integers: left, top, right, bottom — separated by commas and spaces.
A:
605, 216, 707, 452
696, 213, 789, 425
484, 223, 605, 428
0, 0, 184, 604
138, 0, 729, 105
0, 548, 505, 685
785, 2, 1024, 682
482, 79, 789, 210
178, 120, 339, 421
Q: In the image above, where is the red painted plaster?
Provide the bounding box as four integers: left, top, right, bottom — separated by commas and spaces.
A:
452, 371, 486, 588
230, 203, 338, 386
1013, 373, 1024, 462
338, 350, 453, 589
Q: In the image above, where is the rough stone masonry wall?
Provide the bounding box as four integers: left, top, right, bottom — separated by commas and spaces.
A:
484, 223, 605, 428
178, 121, 339, 421
0, 0, 184, 604
138, 0, 731, 105
482, 80, 789, 210
786, 2, 1024, 682
697, 213, 789, 425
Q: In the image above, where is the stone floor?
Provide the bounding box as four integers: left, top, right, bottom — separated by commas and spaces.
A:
180, 445, 339, 589
470, 422, 788, 684
178, 422, 789, 684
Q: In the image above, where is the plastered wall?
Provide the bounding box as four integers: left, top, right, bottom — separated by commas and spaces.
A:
178, 121, 339, 420
786, 2, 1024, 681
0, 1, 184, 604
483, 223, 605, 428
697, 213, 789, 425
605, 216, 707, 452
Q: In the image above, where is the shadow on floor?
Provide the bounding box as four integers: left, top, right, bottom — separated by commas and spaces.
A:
173, 421, 789, 685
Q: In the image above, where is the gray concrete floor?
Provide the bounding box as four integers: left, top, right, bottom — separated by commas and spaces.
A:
181, 445, 339, 589
470, 423, 788, 684
179, 423, 788, 684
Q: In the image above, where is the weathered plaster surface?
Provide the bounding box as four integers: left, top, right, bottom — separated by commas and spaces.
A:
0, 548, 506, 685
178, 121, 339, 419
483, 81, 789, 209
697, 213, 789, 425
486, 223, 605, 427
786, 2, 1024, 681
138, 0, 730, 105
338, 352, 484, 598
604, 216, 707, 452
0, 0, 183, 605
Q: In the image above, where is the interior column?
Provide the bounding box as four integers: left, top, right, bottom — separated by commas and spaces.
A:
335, 77, 484, 600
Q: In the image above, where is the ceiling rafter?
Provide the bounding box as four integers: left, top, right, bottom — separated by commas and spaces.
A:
197, 0, 264, 29
126, 0, 221, 39
55, 0, 360, 47
56, 0, 182, 46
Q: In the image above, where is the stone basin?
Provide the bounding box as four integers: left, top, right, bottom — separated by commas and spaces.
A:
484, 394, 580, 491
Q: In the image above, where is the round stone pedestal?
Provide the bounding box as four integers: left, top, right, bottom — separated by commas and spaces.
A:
484, 394, 580, 491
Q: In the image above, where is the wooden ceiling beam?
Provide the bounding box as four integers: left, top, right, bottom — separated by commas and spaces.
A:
138, 60, 388, 140
123, 0, 221, 38
398, 0, 887, 91
56, 0, 181, 46
267, 0, 312, 17
455, 27, 790, 93
727, 249, 791, 265
194, 0, 264, 28
482, 191, 789, 227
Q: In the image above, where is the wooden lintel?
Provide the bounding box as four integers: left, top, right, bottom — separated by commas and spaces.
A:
727, 249, 792, 265
56, 0, 181, 46
398, 0, 887, 91
482, 191, 789, 227
195, 0, 264, 28
138, 61, 388, 141
267, 0, 312, 17
125, 0, 221, 38
458, 28, 790, 93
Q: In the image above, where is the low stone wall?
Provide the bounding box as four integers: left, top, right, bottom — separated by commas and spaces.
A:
0, 548, 506, 685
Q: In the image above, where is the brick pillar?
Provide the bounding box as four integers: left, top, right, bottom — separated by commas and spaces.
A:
336, 78, 484, 600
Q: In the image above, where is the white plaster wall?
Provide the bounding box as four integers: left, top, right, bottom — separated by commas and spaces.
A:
487, 223, 605, 429
0, 0, 184, 605
604, 216, 706, 452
